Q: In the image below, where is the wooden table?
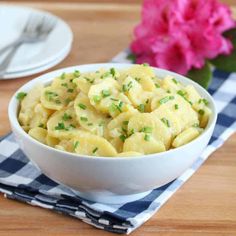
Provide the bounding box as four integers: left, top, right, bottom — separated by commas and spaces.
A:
0, 1, 236, 235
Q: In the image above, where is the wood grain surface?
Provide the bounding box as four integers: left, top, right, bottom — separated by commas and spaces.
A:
0, 1, 236, 236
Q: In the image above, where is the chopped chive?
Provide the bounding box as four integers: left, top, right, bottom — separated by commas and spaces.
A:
145, 99, 149, 104
121, 127, 127, 133
73, 70, 80, 77
67, 124, 76, 130
61, 83, 68, 88
167, 90, 171, 93
193, 123, 199, 127
84, 77, 94, 84
45, 91, 58, 101
62, 113, 72, 121
172, 78, 178, 84
110, 97, 119, 101
155, 83, 160, 88
199, 98, 209, 105
142, 63, 149, 67
78, 103, 87, 110
110, 68, 116, 77
16, 92, 27, 101
177, 90, 186, 97
198, 109, 205, 116
159, 96, 175, 104
118, 101, 123, 108
67, 88, 74, 93
55, 122, 65, 130
55, 100, 61, 104
144, 134, 150, 141
122, 81, 133, 92
202, 99, 209, 105
174, 104, 179, 110
99, 121, 105, 126
141, 127, 153, 133
122, 120, 129, 125
137, 104, 145, 113
129, 128, 135, 136
60, 72, 66, 80
135, 77, 141, 82
102, 90, 111, 97
65, 98, 72, 104
73, 141, 79, 150
119, 134, 126, 142
122, 84, 128, 92
115, 104, 122, 112
93, 95, 102, 103
80, 116, 88, 122
109, 103, 117, 112
101, 71, 111, 79
87, 123, 93, 126
38, 123, 44, 128
92, 147, 98, 154
161, 118, 170, 127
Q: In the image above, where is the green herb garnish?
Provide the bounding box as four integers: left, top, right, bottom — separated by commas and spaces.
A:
122, 120, 129, 125
161, 118, 170, 127
38, 123, 44, 128
73, 141, 79, 150
119, 134, 126, 142
144, 134, 150, 141
110, 68, 116, 77
155, 83, 160, 88
16, 92, 27, 101
159, 96, 175, 104
67, 88, 74, 93
78, 103, 87, 110
110, 97, 119, 101
137, 104, 145, 113
62, 113, 72, 121
172, 78, 178, 84
102, 90, 111, 97
61, 83, 68, 88
73, 70, 80, 78
140, 127, 153, 133
177, 90, 186, 97
174, 104, 179, 110
92, 147, 98, 154
55, 122, 65, 130
80, 116, 88, 122
198, 109, 205, 116
93, 95, 102, 103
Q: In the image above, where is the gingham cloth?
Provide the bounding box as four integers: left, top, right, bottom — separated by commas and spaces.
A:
0, 50, 236, 234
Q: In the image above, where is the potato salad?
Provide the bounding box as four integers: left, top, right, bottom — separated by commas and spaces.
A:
17, 65, 212, 157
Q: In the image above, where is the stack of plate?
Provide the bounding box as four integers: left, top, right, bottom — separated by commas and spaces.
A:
0, 5, 73, 79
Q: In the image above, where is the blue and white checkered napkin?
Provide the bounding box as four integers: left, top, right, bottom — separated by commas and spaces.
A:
0, 50, 236, 234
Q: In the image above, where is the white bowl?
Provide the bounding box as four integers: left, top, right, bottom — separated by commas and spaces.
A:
8, 63, 217, 204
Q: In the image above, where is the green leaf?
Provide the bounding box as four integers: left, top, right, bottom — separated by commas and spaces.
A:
187, 62, 212, 89
210, 27, 236, 72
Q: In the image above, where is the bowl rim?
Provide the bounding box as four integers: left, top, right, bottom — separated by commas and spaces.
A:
8, 63, 218, 161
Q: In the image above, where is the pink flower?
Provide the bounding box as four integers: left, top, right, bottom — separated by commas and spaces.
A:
130, 0, 235, 75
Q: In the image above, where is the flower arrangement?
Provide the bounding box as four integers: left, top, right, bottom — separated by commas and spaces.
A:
129, 0, 236, 88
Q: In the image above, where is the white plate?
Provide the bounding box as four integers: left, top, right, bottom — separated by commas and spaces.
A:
2, 43, 71, 79
0, 5, 73, 73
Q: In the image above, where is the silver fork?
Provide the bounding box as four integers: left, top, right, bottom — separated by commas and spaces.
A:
0, 15, 57, 77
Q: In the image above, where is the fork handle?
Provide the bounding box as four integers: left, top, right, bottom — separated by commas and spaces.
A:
0, 39, 22, 56
0, 42, 22, 78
